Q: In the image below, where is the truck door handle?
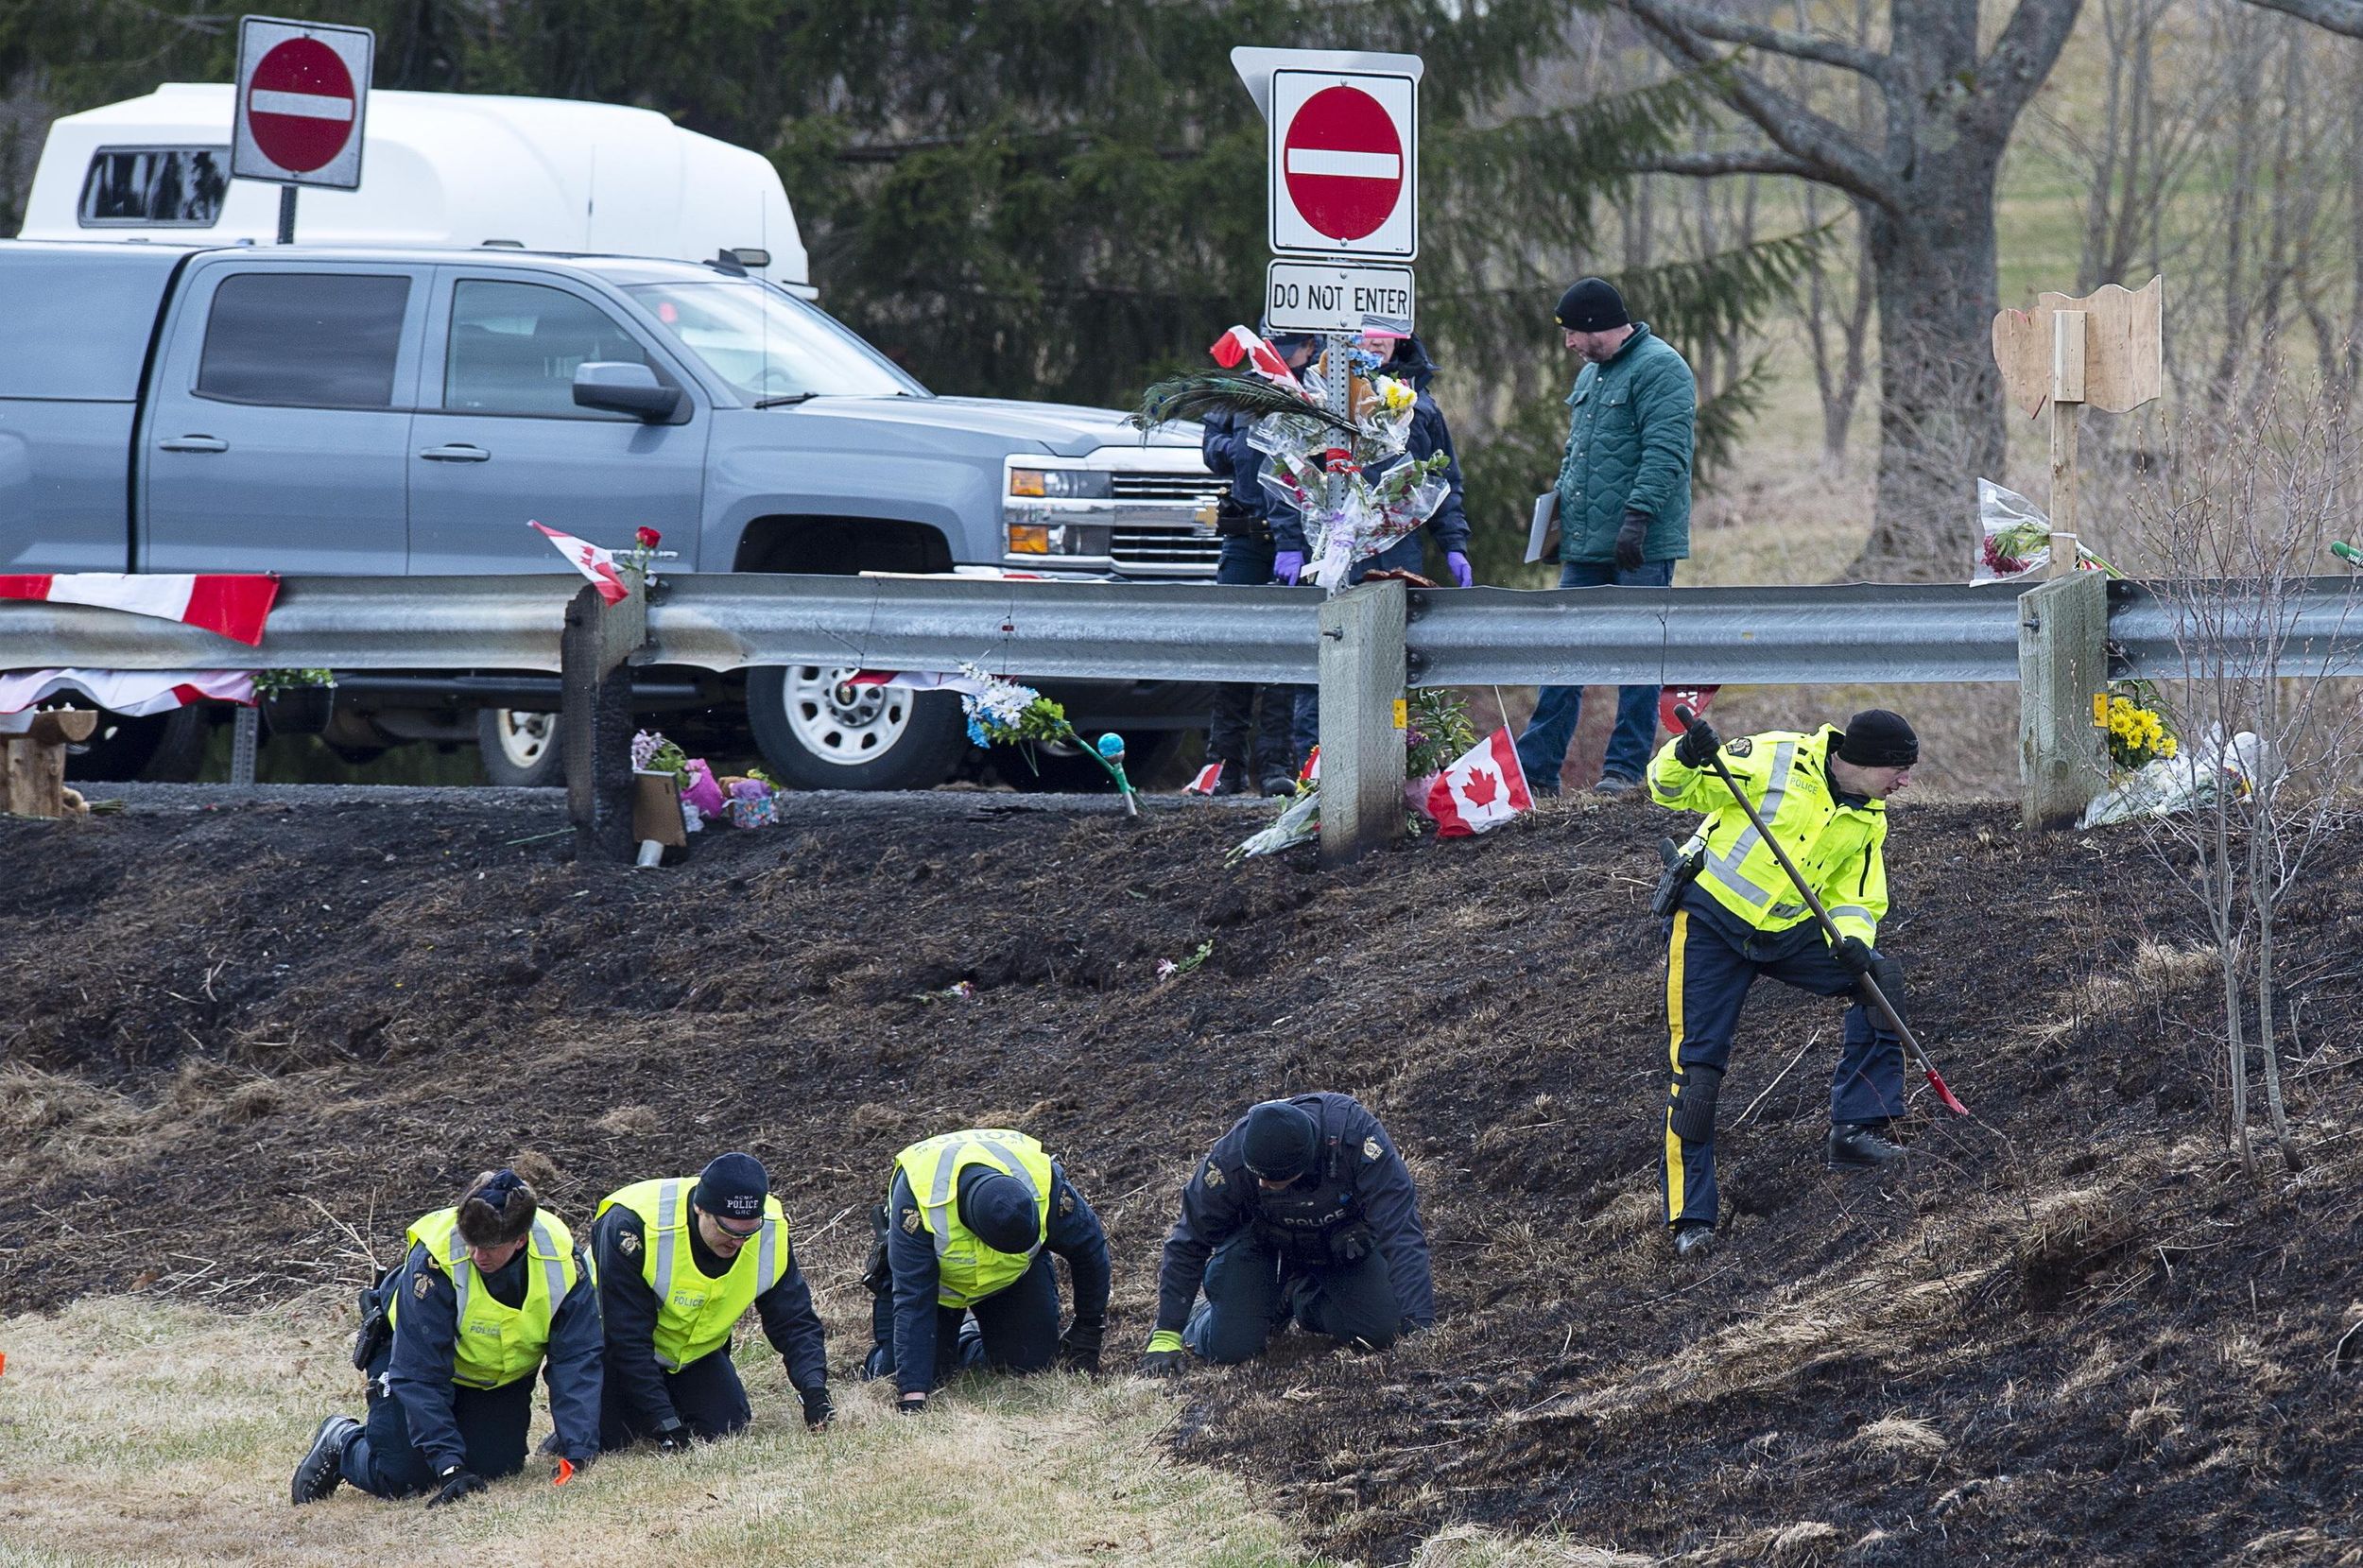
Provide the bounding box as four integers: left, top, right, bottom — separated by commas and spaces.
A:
418, 443, 492, 462
159, 435, 229, 454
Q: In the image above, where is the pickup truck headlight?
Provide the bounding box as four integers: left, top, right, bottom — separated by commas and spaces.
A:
1009, 468, 1114, 500
1007, 520, 1114, 556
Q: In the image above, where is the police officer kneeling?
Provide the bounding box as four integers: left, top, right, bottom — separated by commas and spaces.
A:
1141, 1094, 1435, 1373
591, 1152, 834, 1449
860, 1128, 1111, 1413
291, 1168, 600, 1507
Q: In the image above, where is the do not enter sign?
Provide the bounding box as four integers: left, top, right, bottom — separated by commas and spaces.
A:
233, 16, 374, 189
1268, 68, 1417, 260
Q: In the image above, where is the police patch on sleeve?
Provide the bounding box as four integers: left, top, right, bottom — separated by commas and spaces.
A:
412, 1271, 433, 1300
618, 1231, 641, 1256
1725, 735, 1753, 757
1059, 1189, 1075, 1215
1202, 1163, 1224, 1187
1364, 1137, 1384, 1162
900, 1208, 922, 1234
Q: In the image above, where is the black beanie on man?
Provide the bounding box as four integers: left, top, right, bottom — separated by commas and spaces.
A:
1838, 709, 1920, 768
1555, 277, 1630, 332
693, 1151, 770, 1225
957, 1168, 1041, 1254
1240, 1100, 1320, 1183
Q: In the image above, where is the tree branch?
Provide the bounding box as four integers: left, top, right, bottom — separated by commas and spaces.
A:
2238, 0, 2363, 35
1620, 0, 1899, 210
1969, 0, 2090, 140
1625, 148, 1826, 181
1622, 0, 1889, 77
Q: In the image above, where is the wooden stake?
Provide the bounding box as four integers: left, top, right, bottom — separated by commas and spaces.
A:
2048, 309, 2087, 578
3, 710, 98, 818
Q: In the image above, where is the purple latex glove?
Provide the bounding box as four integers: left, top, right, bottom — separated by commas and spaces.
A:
1273, 550, 1306, 585
1446, 551, 1474, 588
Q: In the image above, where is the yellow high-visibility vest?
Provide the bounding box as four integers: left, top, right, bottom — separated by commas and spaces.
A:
891, 1129, 1053, 1309
388, 1207, 577, 1389
595, 1179, 792, 1370
1647, 724, 1889, 944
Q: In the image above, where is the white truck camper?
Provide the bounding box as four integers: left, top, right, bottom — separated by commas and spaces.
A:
18, 84, 813, 294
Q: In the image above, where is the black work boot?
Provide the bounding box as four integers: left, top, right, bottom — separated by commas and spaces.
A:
290, 1413, 359, 1505
1210, 766, 1250, 797
1673, 1223, 1716, 1260
1260, 772, 1299, 798
1827, 1122, 1908, 1169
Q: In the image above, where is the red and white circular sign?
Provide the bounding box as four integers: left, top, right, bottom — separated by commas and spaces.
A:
245, 37, 357, 173
1282, 85, 1406, 243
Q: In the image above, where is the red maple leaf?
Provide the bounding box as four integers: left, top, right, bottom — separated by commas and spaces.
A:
1460, 766, 1500, 808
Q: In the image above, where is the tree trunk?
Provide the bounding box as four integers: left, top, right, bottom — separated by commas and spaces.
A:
1851, 164, 2008, 578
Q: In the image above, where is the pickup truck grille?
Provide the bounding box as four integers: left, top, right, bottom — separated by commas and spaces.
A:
1113, 473, 1227, 504
1112, 523, 1222, 570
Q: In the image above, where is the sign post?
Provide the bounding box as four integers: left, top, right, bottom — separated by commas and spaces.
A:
232, 15, 374, 243
1233, 45, 1423, 864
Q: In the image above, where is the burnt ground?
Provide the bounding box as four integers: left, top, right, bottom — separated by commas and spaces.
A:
3, 785, 2360, 1564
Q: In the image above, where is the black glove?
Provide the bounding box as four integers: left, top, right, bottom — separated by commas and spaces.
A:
1327, 1224, 1375, 1265
800, 1386, 836, 1430
1139, 1329, 1190, 1377
1058, 1318, 1105, 1376
654, 1422, 691, 1456
1614, 507, 1650, 572
1834, 937, 1904, 997
426, 1467, 486, 1508
1673, 715, 1723, 769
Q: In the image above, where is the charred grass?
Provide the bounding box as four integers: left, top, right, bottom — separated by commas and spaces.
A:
4, 790, 2362, 1563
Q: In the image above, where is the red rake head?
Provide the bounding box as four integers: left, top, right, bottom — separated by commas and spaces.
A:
1923, 1065, 1971, 1117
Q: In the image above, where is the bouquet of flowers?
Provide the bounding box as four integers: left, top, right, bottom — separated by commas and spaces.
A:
957, 663, 1138, 814
2097, 685, 2178, 771
1234, 686, 1475, 858
1973, 478, 2118, 580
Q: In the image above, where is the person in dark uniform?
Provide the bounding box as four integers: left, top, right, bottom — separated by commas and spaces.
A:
290, 1168, 601, 1508
1139, 1093, 1434, 1372
858, 1127, 1111, 1412
590, 1151, 833, 1448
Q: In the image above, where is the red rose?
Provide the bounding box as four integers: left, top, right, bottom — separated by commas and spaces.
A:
635, 526, 662, 549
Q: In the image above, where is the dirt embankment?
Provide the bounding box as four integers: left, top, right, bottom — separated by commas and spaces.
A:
4, 788, 2360, 1564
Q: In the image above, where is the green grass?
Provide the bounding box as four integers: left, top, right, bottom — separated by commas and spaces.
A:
0, 1296, 1329, 1568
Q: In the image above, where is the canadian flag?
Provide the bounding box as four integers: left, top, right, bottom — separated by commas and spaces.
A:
0, 668, 255, 725
1207, 324, 1303, 390
530, 522, 631, 606
1183, 762, 1224, 795
1425, 727, 1534, 837
0, 573, 279, 646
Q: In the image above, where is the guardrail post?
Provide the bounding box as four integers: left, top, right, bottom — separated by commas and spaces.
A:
2017, 571, 2108, 830
561, 577, 647, 861
1318, 578, 1406, 866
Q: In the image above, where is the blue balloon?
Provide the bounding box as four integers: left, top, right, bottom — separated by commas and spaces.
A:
1095, 732, 1126, 759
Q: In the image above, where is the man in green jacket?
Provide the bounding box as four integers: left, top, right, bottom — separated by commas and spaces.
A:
1514, 277, 1698, 796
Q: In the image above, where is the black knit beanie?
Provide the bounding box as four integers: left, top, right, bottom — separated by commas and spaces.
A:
1837, 709, 1920, 768
693, 1151, 770, 1225
957, 1169, 1040, 1254
1554, 277, 1630, 332
1240, 1101, 1319, 1182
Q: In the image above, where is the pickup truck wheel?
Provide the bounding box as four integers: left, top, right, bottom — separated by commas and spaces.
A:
65, 707, 208, 784
747, 665, 966, 791
477, 709, 565, 787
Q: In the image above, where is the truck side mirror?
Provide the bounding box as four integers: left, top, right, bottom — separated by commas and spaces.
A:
573, 361, 682, 422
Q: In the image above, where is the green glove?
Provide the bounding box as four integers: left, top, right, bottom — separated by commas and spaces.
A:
1138, 1329, 1189, 1377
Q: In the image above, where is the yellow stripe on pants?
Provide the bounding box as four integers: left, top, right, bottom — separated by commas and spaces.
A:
1664, 908, 1689, 1220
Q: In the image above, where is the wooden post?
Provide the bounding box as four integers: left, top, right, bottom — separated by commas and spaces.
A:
2047, 308, 2086, 577
2017, 571, 2109, 830
560, 575, 647, 861
3, 711, 98, 818
1317, 578, 1406, 866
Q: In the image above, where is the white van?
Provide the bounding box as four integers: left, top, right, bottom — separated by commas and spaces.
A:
17, 83, 813, 294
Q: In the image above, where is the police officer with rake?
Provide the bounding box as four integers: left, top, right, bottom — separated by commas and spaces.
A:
1140, 1093, 1435, 1371
291, 1168, 601, 1507
1647, 709, 1921, 1260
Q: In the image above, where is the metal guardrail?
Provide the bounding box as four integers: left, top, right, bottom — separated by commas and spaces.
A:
2108, 577, 2363, 679
6, 571, 2363, 684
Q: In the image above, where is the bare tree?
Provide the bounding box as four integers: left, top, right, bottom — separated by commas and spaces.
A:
1616, 0, 2085, 577
2130, 375, 2363, 1174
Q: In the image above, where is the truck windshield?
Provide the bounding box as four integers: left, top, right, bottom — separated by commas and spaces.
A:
622, 281, 925, 403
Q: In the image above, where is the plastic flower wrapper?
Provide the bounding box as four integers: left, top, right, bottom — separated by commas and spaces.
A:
1972, 478, 2120, 581
2080, 725, 2279, 829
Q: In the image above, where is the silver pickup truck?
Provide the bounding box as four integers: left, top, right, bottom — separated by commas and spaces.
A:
0, 239, 1221, 788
